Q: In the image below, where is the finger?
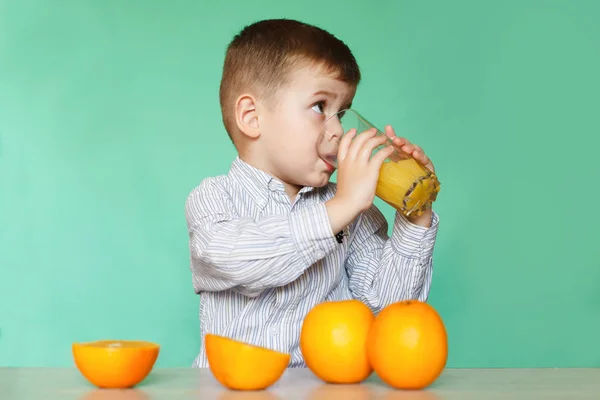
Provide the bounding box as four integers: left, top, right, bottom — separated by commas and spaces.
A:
409, 145, 425, 161
393, 136, 409, 147
359, 135, 389, 163
414, 150, 429, 164
347, 127, 377, 161
402, 141, 424, 155
400, 143, 416, 154
337, 128, 356, 162
370, 145, 396, 170
412, 149, 435, 172
388, 148, 403, 162
419, 154, 435, 173
414, 150, 430, 166
384, 125, 397, 141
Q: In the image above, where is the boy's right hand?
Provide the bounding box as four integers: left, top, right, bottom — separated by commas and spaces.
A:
325, 127, 395, 234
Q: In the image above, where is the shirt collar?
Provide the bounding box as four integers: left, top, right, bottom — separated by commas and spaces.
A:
228, 157, 316, 207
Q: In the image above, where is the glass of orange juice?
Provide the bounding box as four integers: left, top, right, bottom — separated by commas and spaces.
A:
317, 109, 440, 217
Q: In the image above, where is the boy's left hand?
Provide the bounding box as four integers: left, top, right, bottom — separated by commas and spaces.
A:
383, 125, 435, 174
383, 125, 435, 227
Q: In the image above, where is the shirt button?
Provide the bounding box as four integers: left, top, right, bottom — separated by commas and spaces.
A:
315, 250, 325, 258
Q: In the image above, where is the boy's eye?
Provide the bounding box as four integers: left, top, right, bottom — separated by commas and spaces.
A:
311, 102, 325, 114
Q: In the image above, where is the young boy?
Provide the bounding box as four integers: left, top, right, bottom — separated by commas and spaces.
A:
185, 18, 440, 368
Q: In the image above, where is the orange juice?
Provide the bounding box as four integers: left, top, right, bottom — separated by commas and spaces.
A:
375, 158, 440, 216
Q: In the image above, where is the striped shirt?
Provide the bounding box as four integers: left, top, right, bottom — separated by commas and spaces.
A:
185, 156, 439, 368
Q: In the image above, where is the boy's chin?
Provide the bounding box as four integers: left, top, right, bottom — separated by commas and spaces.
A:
304, 172, 333, 188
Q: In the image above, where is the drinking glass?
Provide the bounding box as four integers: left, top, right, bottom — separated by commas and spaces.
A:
317, 109, 440, 217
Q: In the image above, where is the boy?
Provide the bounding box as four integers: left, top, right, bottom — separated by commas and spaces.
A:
185, 18, 439, 368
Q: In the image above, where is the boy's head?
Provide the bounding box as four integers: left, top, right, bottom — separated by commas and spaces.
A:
219, 19, 361, 195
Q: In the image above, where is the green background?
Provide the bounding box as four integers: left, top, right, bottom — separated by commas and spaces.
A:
1, 0, 599, 368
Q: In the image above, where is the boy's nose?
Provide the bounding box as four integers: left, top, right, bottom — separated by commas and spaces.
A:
324, 117, 344, 142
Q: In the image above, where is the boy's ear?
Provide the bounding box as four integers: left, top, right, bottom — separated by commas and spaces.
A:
234, 94, 261, 139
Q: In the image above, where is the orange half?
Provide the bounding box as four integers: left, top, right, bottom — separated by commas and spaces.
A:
72, 340, 160, 388
205, 334, 290, 390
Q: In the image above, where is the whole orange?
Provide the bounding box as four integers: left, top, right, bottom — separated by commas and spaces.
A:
367, 300, 447, 389
72, 340, 159, 388
300, 299, 375, 383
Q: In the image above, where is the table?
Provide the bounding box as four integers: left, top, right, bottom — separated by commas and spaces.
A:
1, 367, 599, 399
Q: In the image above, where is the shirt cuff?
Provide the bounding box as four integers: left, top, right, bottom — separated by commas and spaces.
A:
289, 202, 337, 266
391, 210, 440, 258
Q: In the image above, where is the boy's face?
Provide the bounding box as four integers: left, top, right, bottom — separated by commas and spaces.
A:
257, 62, 355, 196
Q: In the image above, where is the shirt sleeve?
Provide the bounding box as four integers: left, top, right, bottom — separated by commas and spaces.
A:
185, 179, 337, 297
345, 204, 440, 314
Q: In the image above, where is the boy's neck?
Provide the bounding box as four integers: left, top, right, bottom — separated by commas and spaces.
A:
238, 154, 303, 201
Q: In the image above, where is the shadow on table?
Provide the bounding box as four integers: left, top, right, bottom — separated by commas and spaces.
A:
306, 383, 374, 399
78, 389, 150, 400
379, 390, 440, 400
76, 372, 165, 400
363, 374, 441, 400
217, 390, 280, 400
135, 372, 169, 388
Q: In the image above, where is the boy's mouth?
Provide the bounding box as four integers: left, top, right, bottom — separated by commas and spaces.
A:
321, 157, 337, 173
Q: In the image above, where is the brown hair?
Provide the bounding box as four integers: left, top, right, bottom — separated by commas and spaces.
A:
219, 18, 361, 141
